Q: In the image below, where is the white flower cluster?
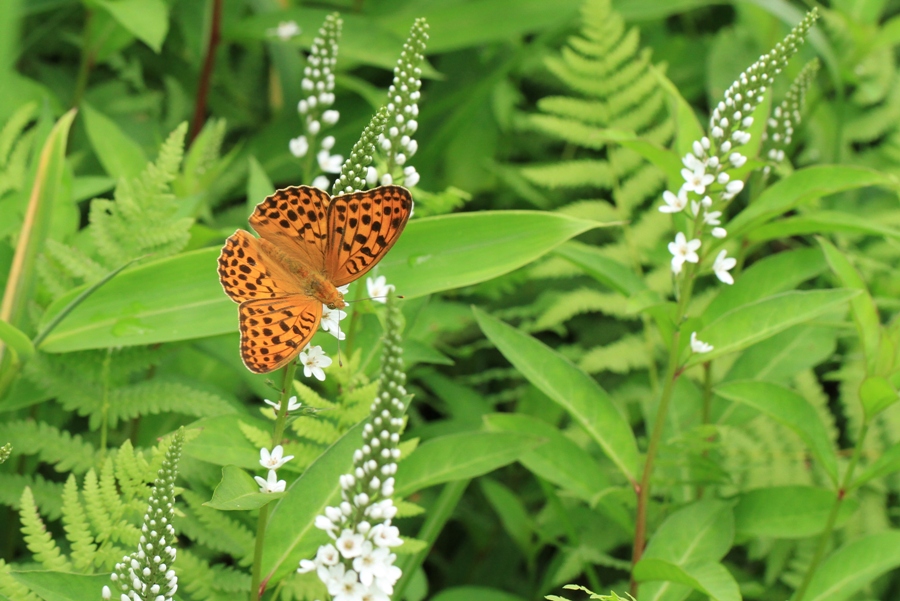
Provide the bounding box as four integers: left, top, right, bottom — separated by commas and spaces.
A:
660, 10, 817, 286
268, 20, 301, 41
762, 59, 819, 171
289, 13, 344, 187
254, 444, 294, 493
299, 295, 409, 600
105, 431, 184, 601
371, 18, 429, 189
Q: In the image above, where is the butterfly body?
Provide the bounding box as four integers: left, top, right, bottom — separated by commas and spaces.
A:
217, 185, 412, 373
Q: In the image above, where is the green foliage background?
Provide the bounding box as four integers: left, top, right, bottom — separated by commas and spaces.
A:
3, 0, 900, 600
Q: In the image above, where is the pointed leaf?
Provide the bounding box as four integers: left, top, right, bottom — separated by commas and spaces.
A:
633, 560, 740, 601
803, 531, 900, 601
11, 571, 109, 601
734, 486, 856, 538
81, 103, 147, 179
205, 465, 284, 511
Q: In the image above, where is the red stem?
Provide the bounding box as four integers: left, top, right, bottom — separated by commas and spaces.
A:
189, 0, 223, 143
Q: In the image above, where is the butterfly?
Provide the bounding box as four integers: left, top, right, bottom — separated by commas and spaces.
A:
217, 185, 412, 374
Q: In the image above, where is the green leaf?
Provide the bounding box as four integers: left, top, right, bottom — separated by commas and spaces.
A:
39, 212, 602, 351
11, 571, 109, 601
483, 413, 609, 503
644, 500, 734, 564
728, 166, 896, 238
723, 325, 837, 384
734, 486, 856, 538
688, 289, 860, 367
747, 210, 900, 243
852, 440, 900, 490
474, 307, 641, 482
183, 415, 265, 470
703, 247, 827, 323
0, 319, 33, 363
859, 376, 899, 419
94, 0, 169, 52
393, 431, 545, 497
246, 155, 273, 213
714, 380, 839, 483
480, 479, 534, 558
261, 421, 364, 584
205, 465, 283, 511
81, 103, 147, 180
431, 587, 528, 601
651, 65, 704, 160
554, 241, 647, 297
802, 531, 900, 601
633, 560, 739, 601
818, 238, 881, 373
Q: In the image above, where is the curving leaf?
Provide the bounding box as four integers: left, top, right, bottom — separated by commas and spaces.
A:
11, 571, 109, 601
802, 531, 900, 601
205, 465, 284, 511
734, 486, 856, 538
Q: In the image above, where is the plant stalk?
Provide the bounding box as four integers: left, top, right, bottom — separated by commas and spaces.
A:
792, 420, 869, 601
190, 0, 223, 143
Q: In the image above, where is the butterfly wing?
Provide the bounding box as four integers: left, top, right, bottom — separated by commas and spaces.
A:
239, 296, 322, 373
249, 186, 331, 272
325, 185, 412, 286
218, 230, 305, 303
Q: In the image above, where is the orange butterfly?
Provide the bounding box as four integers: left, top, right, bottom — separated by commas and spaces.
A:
217, 185, 412, 373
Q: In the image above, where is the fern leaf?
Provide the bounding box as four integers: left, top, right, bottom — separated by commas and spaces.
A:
43, 239, 107, 283
0, 472, 65, 520
107, 379, 236, 426
113, 439, 151, 504
19, 487, 72, 571
0, 101, 37, 166
61, 475, 97, 572
291, 415, 343, 445
537, 96, 609, 125
82, 468, 114, 542
578, 334, 650, 374
178, 549, 251, 601
520, 160, 614, 189
533, 288, 634, 331
0, 420, 97, 474
292, 380, 337, 410
179, 490, 255, 563
237, 420, 271, 449
525, 114, 611, 149
0, 559, 42, 601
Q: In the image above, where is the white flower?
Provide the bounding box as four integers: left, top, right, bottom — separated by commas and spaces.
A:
298, 558, 316, 573
403, 165, 419, 187
374, 560, 402, 595
380, 173, 393, 186
336, 529, 366, 558
725, 180, 744, 196
300, 345, 332, 381
315, 515, 338, 535
713, 249, 737, 285
729, 152, 747, 168
366, 275, 394, 302
352, 542, 392, 586
311, 175, 330, 190
681, 168, 715, 195
308, 120, 321, 135
259, 445, 294, 470
318, 150, 344, 173
321, 305, 347, 340
331, 568, 364, 601
263, 395, 302, 413
370, 523, 402, 548
703, 210, 722, 226
102, 586, 111, 600
289, 135, 309, 158
269, 20, 301, 41
716, 171, 730, 184
667, 232, 701, 275
254, 469, 286, 493
317, 543, 340, 566
322, 110, 340, 125
659, 189, 688, 213
366, 166, 379, 186
360, 587, 391, 601
321, 135, 335, 150
682, 153, 705, 171
690, 332, 714, 354
712, 226, 727, 239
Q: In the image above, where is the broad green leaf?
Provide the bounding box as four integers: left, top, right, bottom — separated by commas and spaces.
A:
643, 500, 734, 564
818, 238, 881, 373
39, 212, 601, 351
852, 440, 900, 490
734, 486, 856, 538
11, 571, 109, 601
633, 560, 740, 601
205, 465, 284, 511
261, 422, 364, 583
728, 166, 896, 238
748, 210, 900, 243
81, 103, 147, 180
183, 415, 265, 470
393, 431, 545, 497
0, 319, 33, 362
859, 376, 899, 418
722, 325, 837, 384
714, 380, 839, 483
480, 479, 534, 558
483, 413, 609, 503
246, 155, 274, 213
95, 0, 169, 52
688, 289, 859, 367
802, 531, 900, 601
474, 308, 641, 482
431, 587, 528, 601
554, 241, 647, 297
704, 247, 827, 323
651, 65, 704, 160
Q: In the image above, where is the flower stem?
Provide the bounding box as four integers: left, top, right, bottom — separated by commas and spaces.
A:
250, 360, 298, 600
792, 420, 869, 601
189, 0, 223, 143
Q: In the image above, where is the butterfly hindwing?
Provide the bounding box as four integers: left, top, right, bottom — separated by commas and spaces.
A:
218, 230, 303, 303
250, 186, 331, 272
325, 185, 412, 286
239, 296, 322, 373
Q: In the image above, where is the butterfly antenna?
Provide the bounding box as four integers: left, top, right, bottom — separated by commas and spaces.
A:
346, 294, 405, 303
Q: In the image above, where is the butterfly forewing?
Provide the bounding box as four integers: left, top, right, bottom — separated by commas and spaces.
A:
250, 186, 331, 272
218, 230, 305, 303
239, 296, 322, 373
325, 185, 412, 286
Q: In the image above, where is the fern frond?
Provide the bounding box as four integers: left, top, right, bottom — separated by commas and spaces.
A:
107, 379, 236, 426
99, 457, 140, 546
533, 288, 633, 331
0, 473, 66, 520
578, 334, 651, 374
337, 381, 379, 427
61, 475, 97, 572
19, 487, 72, 571
520, 160, 614, 189
293, 380, 337, 410
43, 239, 107, 283
113, 439, 151, 504
280, 571, 328, 601
178, 549, 251, 601
82, 468, 114, 542
237, 420, 271, 449
180, 490, 255, 563
292, 415, 343, 445
0, 420, 97, 474
537, 96, 609, 125
0, 558, 42, 601
0, 102, 37, 165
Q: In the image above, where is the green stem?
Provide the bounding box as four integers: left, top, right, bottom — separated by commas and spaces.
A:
393, 479, 469, 599
72, 10, 93, 107
696, 361, 713, 500
250, 360, 298, 601
792, 420, 869, 601
99, 348, 112, 454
